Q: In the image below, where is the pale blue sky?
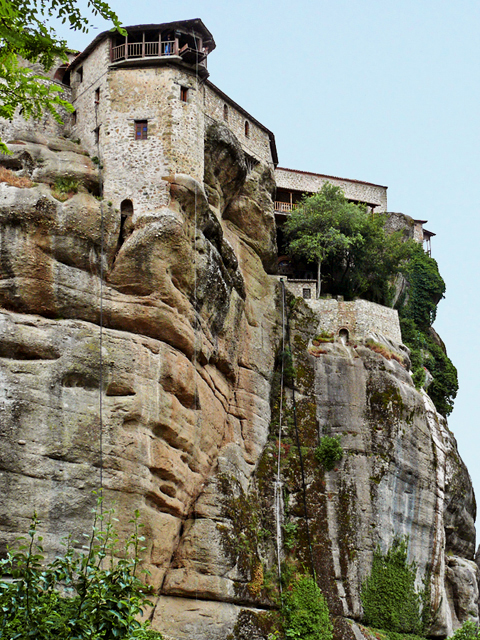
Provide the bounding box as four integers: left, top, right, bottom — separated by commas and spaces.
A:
53, 1, 480, 523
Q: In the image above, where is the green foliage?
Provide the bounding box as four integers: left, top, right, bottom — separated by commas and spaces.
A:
0, 505, 163, 639
54, 176, 79, 193
449, 620, 480, 640
0, 0, 124, 153
398, 246, 458, 416
283, 183, 415, 303
284, 575, 333, 640
315, 436, 343, 471
312, 332, 334, 344
361, 537, 429, 635
280, 348, 296, 381
401, 244, 445, 330
282, 521, 298, 550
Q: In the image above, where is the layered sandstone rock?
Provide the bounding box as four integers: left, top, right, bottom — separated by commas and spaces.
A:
0, 123, 476, 640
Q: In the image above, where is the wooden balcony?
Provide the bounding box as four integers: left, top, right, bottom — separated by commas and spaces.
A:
274, 201, 298, 213
112, 40, 178, 62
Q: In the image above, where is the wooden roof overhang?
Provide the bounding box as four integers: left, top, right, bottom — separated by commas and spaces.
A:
67, 19, 215, 72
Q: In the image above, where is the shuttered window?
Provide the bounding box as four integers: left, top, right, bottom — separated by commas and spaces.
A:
135, 120, 148, 140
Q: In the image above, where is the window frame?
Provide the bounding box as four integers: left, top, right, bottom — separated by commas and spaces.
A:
134, 120, 148, 140
180, 86, 188, 102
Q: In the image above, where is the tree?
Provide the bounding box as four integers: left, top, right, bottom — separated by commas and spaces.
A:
0, 506, 163, 639
282, 183, 361, 297
0, 0, 123, 152
283, 183, 414, 303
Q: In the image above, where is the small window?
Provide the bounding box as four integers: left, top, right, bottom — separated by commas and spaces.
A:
72, 110, 77, 125
245, 120, 250, 137
180, 86, 188, 102
302, 288, 311, 300
77, 67, 83, 83
95, 88, 100, 104
135, 120, 148, 140
94, 126, 100, 144
223, 104, 228, 122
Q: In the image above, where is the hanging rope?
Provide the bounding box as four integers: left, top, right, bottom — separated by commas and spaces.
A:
94, 96, 104, 504
191, 29, 201, 604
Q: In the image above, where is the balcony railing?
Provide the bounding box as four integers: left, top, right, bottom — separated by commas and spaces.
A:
111, 40, 176, 62
274, 201, 298, 213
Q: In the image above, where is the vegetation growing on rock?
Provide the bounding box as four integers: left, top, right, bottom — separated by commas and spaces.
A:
283, 184, 415, 303
284, 575, 333, 640
315, 436, 343, 471
361, 537, 430, 636
0, 508, 163, 639
398, 244, 458, 416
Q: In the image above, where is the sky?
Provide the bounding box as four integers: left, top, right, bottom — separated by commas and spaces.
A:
53, 1, 480, 524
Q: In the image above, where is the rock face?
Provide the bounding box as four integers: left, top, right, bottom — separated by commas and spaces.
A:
0, 122, 476, 640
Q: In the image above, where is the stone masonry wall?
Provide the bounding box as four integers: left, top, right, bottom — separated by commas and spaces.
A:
284, 278, 317, 300
0, 59, 73, 144
275, 167, 388, 212
204, 84, 273, 166
72, 44, 205, 218
305, 297, 402, 344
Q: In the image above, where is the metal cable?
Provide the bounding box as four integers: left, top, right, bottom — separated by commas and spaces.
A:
94, 96, 104, 506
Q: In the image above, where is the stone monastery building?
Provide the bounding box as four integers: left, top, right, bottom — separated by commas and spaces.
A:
51, 17, 433, 291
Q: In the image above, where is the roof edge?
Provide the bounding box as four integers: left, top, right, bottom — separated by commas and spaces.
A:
205, 80, 278, 166
68, 19, 216, 71
275, 166, 388, 190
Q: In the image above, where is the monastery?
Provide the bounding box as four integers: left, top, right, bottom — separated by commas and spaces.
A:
44, 17, 433, 302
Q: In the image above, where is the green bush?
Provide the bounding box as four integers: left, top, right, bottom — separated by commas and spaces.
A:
315, 436, 343, 471
449, 620, 479, 640
398, 246, 458, 416
284, 575, 332, 640
361, 537, 429, 635
0, 506, 163, 639
54, 176, 79, 194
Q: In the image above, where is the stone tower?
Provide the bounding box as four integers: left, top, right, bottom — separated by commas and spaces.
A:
67, 20, 216, 216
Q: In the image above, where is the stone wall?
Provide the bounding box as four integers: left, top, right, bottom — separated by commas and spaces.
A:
384, 211, 426, 243
0, 59, 73, 144
305, 297, 402, 344
204, 84, 274, 166
284, 278, 317, 300
275, 167, 388, 212
72, 43, 208, 217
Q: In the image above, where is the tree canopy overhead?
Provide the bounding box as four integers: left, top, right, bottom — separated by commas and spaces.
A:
0, 0, 123, 152
283, 183, 415, 303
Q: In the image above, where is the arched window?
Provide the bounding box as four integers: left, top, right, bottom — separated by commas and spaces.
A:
244, 120, 250, 137
339, 328, 349, 343
119, 200, 134, 243
120, 199, 133, 216
223, 104, 228, 122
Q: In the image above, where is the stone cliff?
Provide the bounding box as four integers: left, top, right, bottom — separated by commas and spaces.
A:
0, 121, 476, 640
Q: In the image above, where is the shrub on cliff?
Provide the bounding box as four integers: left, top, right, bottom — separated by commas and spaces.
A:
283, 183, 415, 302
448, 620, 479, 640
0, 507, 163, 639
284, 575, 333, 640
361, 537, 430, 635
315, 436, 343, 471
398, 245, 458, 416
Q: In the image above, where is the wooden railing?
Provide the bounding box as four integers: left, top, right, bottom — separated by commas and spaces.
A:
274, 201, 298, 212
111, 41, 176, 62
